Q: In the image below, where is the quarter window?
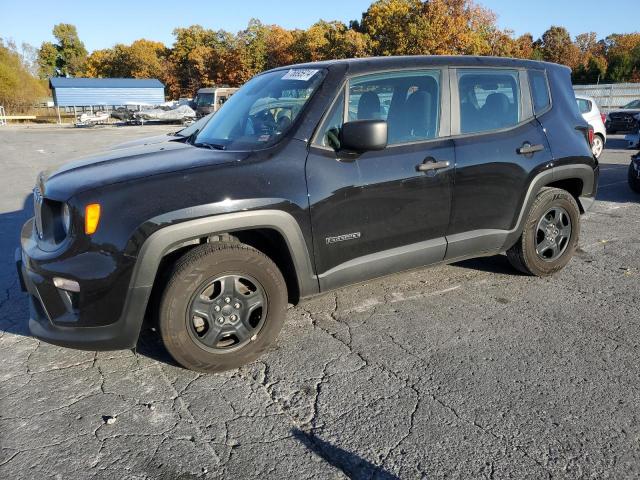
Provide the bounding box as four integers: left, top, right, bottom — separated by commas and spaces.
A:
318, 89, 345, 149
529, 70, 551, 114
458, 69, 521, 134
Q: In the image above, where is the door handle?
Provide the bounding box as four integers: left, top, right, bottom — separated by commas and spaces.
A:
417, 159, 450, 172
517, 143, 544, 155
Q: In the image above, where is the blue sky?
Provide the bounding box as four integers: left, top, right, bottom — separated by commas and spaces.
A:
1, 0, 638, 52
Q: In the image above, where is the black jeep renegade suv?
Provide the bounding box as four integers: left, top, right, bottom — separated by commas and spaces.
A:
17, 56, 598, 372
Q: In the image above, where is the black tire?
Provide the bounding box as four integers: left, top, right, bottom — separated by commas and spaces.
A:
159, 242, 287, 373
506, 187, 580, 276
629, 162, 640, 193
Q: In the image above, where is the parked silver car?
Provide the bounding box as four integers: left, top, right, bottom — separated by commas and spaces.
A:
576, 95, 606, 158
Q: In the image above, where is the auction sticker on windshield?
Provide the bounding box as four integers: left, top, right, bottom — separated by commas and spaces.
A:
282, 69, 319, 81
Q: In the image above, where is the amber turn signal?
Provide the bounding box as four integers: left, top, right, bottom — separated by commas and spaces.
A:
85, 203, 101, 235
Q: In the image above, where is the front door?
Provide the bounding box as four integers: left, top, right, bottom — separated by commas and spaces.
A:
306, 69, 454, 291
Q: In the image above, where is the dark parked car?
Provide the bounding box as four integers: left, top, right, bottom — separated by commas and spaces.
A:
606, 99, 640, 134
629, 153, 640, 193
17, 56, 598, 372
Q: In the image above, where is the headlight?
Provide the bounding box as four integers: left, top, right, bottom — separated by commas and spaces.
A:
62, 203, 71, 235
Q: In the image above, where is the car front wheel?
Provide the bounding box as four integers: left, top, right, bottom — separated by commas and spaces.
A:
159, 242, 287, 373
507, 187, 580, 276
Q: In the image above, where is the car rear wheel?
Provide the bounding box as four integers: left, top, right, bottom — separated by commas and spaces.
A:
629, 162, 640, 193
507, 187, 580, 276
592, 134, 604, 158
159, 242, 287, 372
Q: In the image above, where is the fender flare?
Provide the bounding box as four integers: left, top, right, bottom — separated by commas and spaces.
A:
117, 209, 319, 347
445, 164, 597, 260
504, 163, 597, 249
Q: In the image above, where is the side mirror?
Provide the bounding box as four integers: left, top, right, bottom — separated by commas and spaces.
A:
341, 120, 388, 152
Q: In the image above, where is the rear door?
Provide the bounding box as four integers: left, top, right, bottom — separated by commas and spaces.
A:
446, 67, 553, 259
306, 68, 454, 291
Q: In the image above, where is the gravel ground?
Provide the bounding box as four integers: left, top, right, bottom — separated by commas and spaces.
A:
0, 125, 638, 479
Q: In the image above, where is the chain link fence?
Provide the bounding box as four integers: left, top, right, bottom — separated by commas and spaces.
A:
573, 83, 640, 112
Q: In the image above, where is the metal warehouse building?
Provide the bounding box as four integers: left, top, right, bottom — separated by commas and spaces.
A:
49, 78, 165, 107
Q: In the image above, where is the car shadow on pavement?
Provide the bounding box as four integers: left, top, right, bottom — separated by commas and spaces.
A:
452, 254, 524, 276
135, 326, 182, 367
0, 195, 34, 339
597, 163, 638, 203
291, 428, 400, 479
604, 137, 631, 150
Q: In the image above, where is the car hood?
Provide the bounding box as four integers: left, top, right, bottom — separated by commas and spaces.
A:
42, 141, 249, 201
109, 133, 181, 150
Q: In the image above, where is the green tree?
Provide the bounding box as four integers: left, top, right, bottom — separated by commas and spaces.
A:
52, 23, 88, 76
37, 23, 88, 77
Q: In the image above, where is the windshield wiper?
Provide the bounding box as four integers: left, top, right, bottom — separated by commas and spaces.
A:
193, 141, 226, 150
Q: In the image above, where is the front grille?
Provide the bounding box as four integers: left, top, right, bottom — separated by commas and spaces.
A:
610, 113, 634, 123
33, 186, 44, 240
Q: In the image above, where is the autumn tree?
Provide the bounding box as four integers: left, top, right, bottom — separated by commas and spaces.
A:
36, 4, 640, 99
602, 33, 640, 82
169, 25, 219, 94
264, 25, 296, 69
361, 0, 422, 56
0, 39, 48, 109
538, 26, 581, 69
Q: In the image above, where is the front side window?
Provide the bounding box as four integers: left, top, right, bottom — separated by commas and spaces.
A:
623, 99, 640, 109
349, 70, 440, 144
195, 68, 326, 150
458, 69, 521, 134
315, 70, 441, 149
576, 98, 592, 114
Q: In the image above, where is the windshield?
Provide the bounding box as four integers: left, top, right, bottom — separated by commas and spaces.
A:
194, 68, 326, 150
196, 93, 214, 107
623, 99, 640, 109
175, 112, 214, 137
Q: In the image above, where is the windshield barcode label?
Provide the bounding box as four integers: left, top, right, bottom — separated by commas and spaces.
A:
282, 69, 319, 81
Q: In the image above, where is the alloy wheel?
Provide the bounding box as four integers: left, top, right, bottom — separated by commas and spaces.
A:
187, 274, 266, 352
592, 136, 604, 158
535, 207, 572, 261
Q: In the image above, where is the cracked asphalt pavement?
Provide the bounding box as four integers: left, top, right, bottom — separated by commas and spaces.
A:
1, 125, 639, 479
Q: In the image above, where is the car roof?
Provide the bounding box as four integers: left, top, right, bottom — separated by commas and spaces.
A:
575, 94, 595, 101
268, 55, 568, 76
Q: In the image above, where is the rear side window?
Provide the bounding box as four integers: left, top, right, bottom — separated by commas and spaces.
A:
576, 98, 592, 114
529, 70, 551, 114
457, 69, 520, 134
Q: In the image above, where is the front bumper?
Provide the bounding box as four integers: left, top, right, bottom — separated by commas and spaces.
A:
17, 219, 143, 351
607, 119, 638, 132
